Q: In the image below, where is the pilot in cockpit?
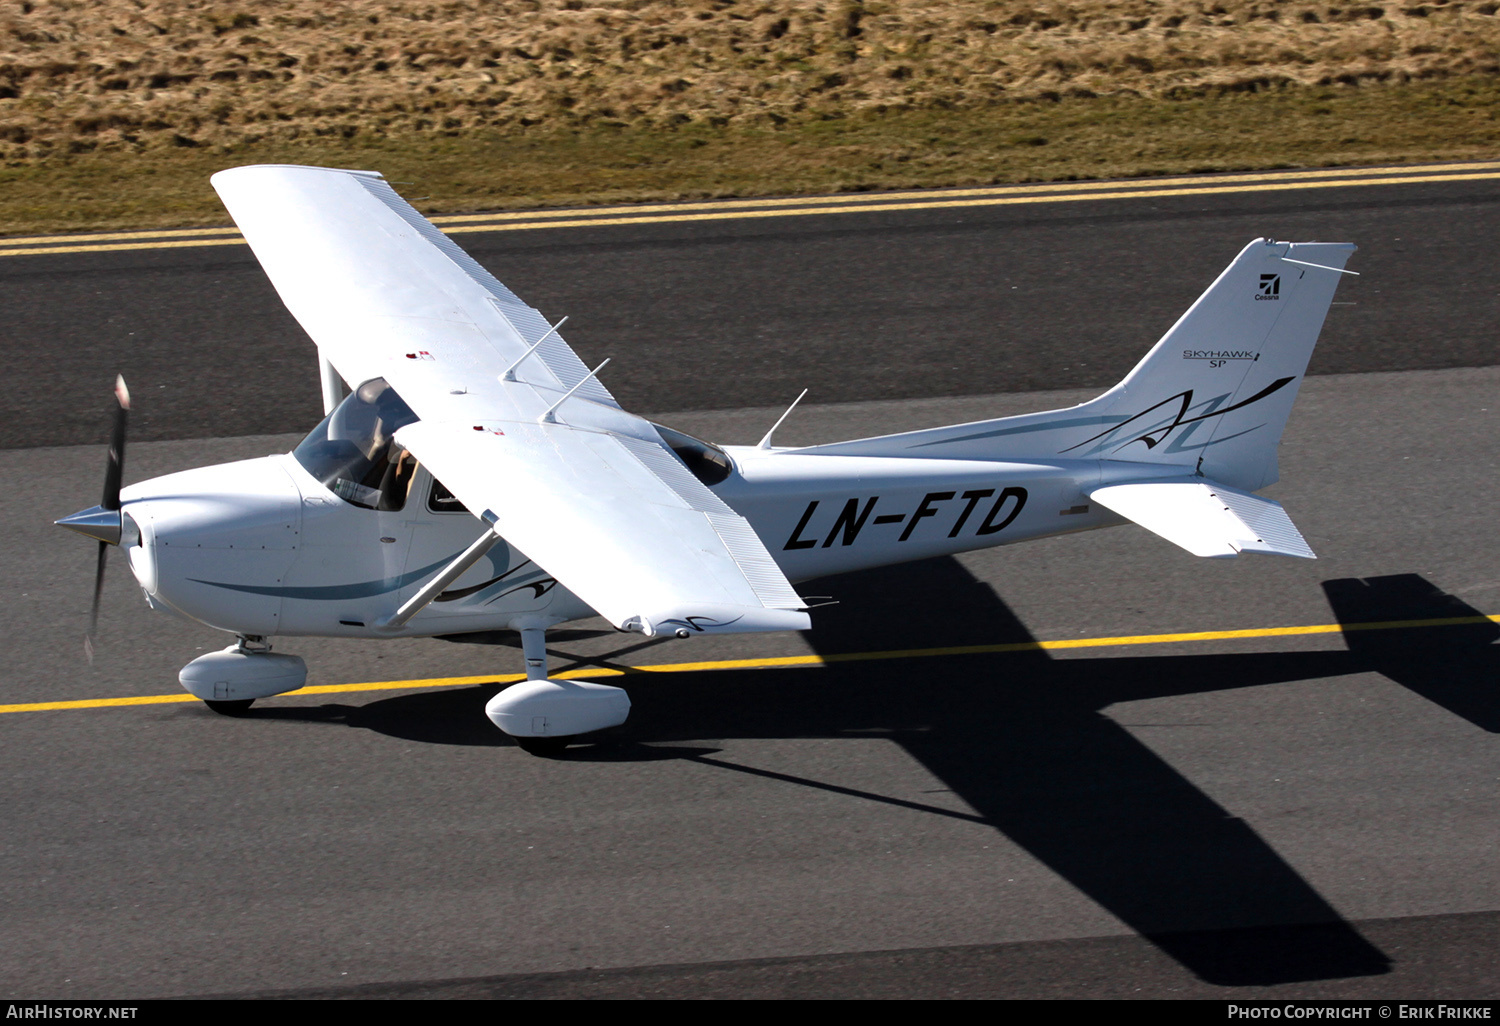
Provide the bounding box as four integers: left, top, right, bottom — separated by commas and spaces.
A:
292, 376, 422, 511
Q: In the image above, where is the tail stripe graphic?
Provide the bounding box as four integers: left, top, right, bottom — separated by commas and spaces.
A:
1060, 377, 1294, 455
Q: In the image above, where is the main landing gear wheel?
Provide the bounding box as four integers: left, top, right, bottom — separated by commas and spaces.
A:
492, 625, 630, 755
515, 735, 573, 757
204, 699, 255, 716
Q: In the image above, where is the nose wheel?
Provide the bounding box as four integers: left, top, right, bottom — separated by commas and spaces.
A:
204, 699, 256, 716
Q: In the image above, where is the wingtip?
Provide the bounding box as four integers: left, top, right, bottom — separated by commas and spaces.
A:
114, 374, 130, 410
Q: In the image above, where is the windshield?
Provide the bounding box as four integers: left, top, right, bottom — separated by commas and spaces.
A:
293, 378, 421, 511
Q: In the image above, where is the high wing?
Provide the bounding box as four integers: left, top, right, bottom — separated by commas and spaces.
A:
211, 164, 808, 636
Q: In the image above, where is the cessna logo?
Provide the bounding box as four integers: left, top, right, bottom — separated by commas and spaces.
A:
1256, 274, 1280, 300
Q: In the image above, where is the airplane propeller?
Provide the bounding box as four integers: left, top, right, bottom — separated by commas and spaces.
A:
55, 376, 130, 662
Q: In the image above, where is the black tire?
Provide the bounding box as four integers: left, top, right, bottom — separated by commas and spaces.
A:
204, 699, 255, 716
516, 735, 572, 757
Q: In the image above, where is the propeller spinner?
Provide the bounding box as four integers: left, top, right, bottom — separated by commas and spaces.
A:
55, 376, 130, 660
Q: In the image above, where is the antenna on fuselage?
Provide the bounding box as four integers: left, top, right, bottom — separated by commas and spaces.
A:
539, 358, 611, 424
757, 388, 808, 450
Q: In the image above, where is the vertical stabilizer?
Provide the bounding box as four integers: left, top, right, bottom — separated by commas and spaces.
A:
1092, 238, 1355, 489
793, 238, 1355, 492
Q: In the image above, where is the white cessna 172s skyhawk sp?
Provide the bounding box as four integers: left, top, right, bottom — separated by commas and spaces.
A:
57, 165, 1357, 754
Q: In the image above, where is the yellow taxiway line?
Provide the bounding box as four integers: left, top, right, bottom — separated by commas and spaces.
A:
4, 612, 1496, 716
431, 160, 1500, 221
431, 170, 1500, 238
2, 161, 1496, 259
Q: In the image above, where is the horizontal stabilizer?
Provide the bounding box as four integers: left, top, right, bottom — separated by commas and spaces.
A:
1088, 479, 1315, 560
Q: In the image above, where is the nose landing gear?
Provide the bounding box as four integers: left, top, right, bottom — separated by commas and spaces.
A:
180, 635, 308, 714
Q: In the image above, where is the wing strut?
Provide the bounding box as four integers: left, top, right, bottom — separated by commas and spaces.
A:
374, 513, 502, 630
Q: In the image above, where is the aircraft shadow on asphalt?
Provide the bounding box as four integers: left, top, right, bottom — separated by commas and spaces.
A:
254, 562, 1498, 987
1321, 573, 1500, 734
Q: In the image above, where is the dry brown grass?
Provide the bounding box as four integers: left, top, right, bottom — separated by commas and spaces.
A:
1, 74, 1495, 235
3, 0, 1499, 158
1, 2, 1497, 233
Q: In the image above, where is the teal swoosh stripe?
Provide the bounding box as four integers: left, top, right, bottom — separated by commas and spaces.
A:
909, 413, 1126, 449
189, 556, 453, 600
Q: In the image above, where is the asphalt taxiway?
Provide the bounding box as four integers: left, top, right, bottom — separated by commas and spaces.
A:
3, 368, 1498, 998
0, 166, 1496, 998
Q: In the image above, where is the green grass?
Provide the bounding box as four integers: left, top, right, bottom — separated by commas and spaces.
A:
3, 77, 1498, 236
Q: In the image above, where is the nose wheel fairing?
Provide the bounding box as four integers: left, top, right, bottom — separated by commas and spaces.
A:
179, 641, 308, 705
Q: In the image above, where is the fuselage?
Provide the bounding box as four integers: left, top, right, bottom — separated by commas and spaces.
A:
114, 440, 1181, 641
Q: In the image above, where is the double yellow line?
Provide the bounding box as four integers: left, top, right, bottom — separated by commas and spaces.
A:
5, 611, 1495, 716
3, 161, 1497, 259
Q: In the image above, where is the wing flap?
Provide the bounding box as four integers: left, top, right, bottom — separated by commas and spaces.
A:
1089, 479, 1315, 559
610, 434, 804, 610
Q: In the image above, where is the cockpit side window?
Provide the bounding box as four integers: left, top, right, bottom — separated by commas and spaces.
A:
427, 477, 471, 514
650, 422, 734, 486
293, 378, 421, 511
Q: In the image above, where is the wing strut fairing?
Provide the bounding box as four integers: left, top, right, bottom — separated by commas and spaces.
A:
212, 165, 808, 636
